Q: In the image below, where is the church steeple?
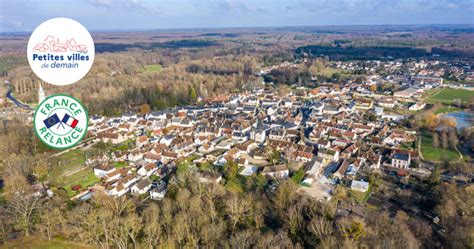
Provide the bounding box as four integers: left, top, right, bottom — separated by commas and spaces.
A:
38, 82, 45, 103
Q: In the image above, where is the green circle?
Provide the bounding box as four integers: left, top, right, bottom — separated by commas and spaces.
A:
33, 94, 89, 150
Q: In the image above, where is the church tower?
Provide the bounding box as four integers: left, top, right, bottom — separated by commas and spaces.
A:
38, 82, 45, 103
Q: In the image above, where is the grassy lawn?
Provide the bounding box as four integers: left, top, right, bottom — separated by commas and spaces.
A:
113, 161, 127, 168
433, 104, 461, 114
144, 64, 162, 73
62, 169, 99, 197
427, 88, 474, 105
420, 131, 460, 162
3, 236, 92, 249
52, 150, 86, 173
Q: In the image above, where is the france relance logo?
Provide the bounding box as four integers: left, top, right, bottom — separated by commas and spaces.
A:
34, 94, 88, 149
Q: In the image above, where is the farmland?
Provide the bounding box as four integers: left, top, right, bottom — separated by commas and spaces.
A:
49, 149, 99, 196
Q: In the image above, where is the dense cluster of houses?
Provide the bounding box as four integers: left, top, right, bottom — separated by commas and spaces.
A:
82, 81, 428, 201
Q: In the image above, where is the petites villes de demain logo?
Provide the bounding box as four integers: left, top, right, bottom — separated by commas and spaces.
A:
27, 18, 95, 86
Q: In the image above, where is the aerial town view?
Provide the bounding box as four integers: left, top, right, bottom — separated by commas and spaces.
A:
0, 1, 473, 248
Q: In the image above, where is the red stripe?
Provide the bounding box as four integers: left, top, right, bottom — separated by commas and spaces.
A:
71, 119, 78, 128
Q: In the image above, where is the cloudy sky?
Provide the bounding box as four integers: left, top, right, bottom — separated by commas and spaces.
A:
1, 0, 473, 32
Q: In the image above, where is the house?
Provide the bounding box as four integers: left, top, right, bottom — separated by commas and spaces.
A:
318, 148, 339, 162
409, 102, 426, 111
150, 181, 167, 200
131, 179, 152, 195
237, 157, 249, 167
391, 153, 411, 169
93, 163, 116, 177
394, 87, 418, 98
107, 183, 129, 197
104, 168, 129, 182
118, 174, 140, 189
198, 143, 215, 154
351, 180, 369, 192
128, 149, 145, 162
161, 151, 178, 162
86, 154, 109, 165
99, 132, 127, 144
143, 152, 161, 163
333, 160, 350, 180
262, 164, 289, 179
304, 157, 326, 176
137, 163, 158, 177
136, 135, 149, 148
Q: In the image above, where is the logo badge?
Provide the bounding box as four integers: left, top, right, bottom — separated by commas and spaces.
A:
34, 94, 88, 149
27, 18, 95, 86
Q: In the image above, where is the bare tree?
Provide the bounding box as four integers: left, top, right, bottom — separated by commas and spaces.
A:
309, 216, 333, 241
226, 195, 251, 230
441, 131, 449, 149
4, 172, 41, 237
448, 129, 458, 149
432, 132, 440, 148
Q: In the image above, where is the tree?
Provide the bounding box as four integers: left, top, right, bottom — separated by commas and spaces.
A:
441, 131, 448, 149
368, 172, 382, 191
432, 132, 440, 148
337, 217, 366, 241
4, 172, 41, 237
224, 160, 238, 181
448, 129, 458, 149
188, 86, 197, 102
331, 72, 342, 82
424, 112, 439, 130
268, 148, 281, 165
226, 195, 251, 230
370, 84, 377, 92
309, 216, 333, 241
139, 103, 151, 114
36, 197, 63, 240
291, 169, 305, 184
429, 165, 441, 186
273, 180, 298, 212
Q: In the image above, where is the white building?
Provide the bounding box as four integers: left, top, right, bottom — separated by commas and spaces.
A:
38, 82, 45, 103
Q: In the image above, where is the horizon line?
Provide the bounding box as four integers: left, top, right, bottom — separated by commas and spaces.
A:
1, 23, 473, 34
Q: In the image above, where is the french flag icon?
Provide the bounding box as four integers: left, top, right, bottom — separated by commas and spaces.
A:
62, 114, 79, 128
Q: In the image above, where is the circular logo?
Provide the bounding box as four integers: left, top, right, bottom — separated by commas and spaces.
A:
27, 18, 95, 86
34, 94, 88, 149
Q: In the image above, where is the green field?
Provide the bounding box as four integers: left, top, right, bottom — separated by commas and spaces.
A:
433, 104, 461, 114
420, 131, 460, 162
144, 64, 162, 73
428, 88, 474, 105
2, 236, 92, 249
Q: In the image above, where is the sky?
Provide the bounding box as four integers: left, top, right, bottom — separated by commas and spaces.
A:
1, 0, 473, 32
